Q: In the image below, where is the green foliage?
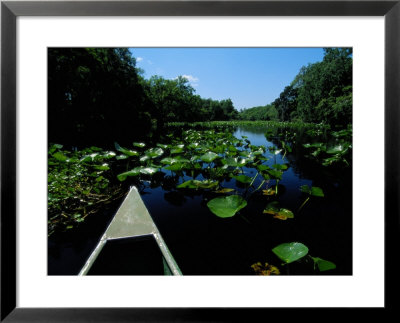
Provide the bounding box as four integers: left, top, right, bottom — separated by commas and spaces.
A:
48, 144, 124, 235
239, 104, 278, 121
272, 242, 336, 272
300, 185, 325, 197
292, 48, 352, 126
238, 48, 352, 128
48, 48, 155, 146
263, 201, 294, 220
272, 242, 309, 264
207, 195, 247, 218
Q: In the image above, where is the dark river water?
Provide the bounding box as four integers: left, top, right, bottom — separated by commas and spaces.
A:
48, 126, 352, 275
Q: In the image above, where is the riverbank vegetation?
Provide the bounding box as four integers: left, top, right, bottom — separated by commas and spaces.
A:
49, 47, 351, 148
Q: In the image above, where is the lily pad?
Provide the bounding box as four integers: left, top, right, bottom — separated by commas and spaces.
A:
272, 164, 288, 170
214, 188, 235, 194
231, 174, 252, 184
300, 185, 324, 197
262, 188, 276, 196
200, 151, 219, 163
114, 142, 139, 157
311, 257, 336, 272
139, 167, 158, 175
177, 179, 218, 190
145, 148, 164, 159
207, 195, 247, 218
272, 242, 309, 264
133, 142, 146, 148
117, 168, 141, 181
251, 262, 280, 276
263, 202, 294, 220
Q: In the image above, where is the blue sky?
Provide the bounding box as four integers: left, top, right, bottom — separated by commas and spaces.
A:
129, 48, 324, 111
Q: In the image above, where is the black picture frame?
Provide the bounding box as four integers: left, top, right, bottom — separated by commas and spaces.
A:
1, 0, 398, 321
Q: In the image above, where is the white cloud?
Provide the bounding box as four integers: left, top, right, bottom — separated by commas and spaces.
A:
136, 57, 143, 62
175, 74, 199, 87
181, 74, 199, 83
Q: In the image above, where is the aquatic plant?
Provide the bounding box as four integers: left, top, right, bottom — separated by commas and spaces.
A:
272, 242, 336, 272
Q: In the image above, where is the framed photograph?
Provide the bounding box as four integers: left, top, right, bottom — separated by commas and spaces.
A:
1, 0, 398, 321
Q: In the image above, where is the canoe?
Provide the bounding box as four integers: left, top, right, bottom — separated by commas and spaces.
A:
79, 186, 182, 275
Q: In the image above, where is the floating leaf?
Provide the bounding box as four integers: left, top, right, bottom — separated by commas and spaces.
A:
200, 151, 219, 163
102, 151, 116, 159
222, 157, 246, 167
177, 179, 218, 190
326, 144, 347, 154
93, 163, 110, 171
272, 242, 309, 264
214, 188, 235, 194
114, 142, 139, 156
231, 174, 252, 184
52, 152, 68, 162
164, 163, 184, 172
300, 185, 324, 197
262, 188, 276, 196
133, 142, 146, 148
311, 257, 336, 272
161, 157, 180, 165
140, 167, 158, 175
273, 208, 294, 220
117, 168, 141, 181
257, 164, 270, 172
272, 163, 288, 170
207, 195, 247, 218
145, 147, 164, 159
263, 202, 294, 220
267, 169, 283, 180
251, 262, 280, 276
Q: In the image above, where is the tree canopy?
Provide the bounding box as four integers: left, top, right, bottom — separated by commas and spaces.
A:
49, 48, 238, 147
48, 47, 352, 147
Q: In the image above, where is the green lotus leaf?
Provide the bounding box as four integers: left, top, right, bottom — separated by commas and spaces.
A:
300, 185, 324, 197
311, 257, 336, 272
116, 155, 128, 160
114, 142, 139, 156
277, 208, 294, 219
161, 157, 180, 165
117, 167, 141, 181
177, 179, 218, 189
93, 163, 110, 171
140, 167, 158, 175
200, 151, 219, 163
222, 157, 247, 167
267, 169, 283, 180
326, 144, 348, 155
263, 201, 280, 214
145, 147, 164, 158
52, 152, 68, 162
272, 242, 309, 264
164, 163, 184, 172
102, 151, 116, 159
231, 174, 252, 184
207, 195, 247, 218
257, 164, 270, 172
133, 142, 146, 148
272, 164, 288, 170
139, 155, 150, 162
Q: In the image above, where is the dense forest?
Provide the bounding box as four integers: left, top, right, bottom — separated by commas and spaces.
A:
48, 47, 351, 146
238, 48, 352, 126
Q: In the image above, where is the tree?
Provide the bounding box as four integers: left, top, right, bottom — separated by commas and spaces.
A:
48, 48, 154, 147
